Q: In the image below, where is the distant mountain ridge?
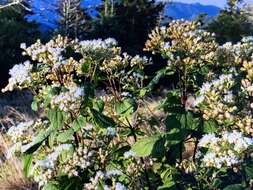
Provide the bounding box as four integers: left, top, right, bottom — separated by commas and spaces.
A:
165, 2, 220, 20
27, 1, 221, 30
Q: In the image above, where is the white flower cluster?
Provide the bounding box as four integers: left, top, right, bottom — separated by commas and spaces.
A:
198, 131, 253, 168
234, 37, 253, 57
21, 36, 70, 64
63, 146, 94, 177
115, 182, 128, 190
130, 55, 150, 68
123, 151, 136, 159
35, 144, 72, 169
121, 71, 144, 90
83, 171, 105, 189
106, 169, 122, 177
83, 170, 128, 190
33, 144, 72, 186
107, 127, 116, 136
27, 43, 63, 63
2, 61, 33, 92
7, 120, 34, 143
5, 120, 49, 158
194, 74, 234, 107
219, 36, 253, 64
80, 38, 117, 51
51, 86, 84, 112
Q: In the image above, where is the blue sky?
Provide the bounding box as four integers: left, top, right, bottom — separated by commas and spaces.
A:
174, 0, 253, 7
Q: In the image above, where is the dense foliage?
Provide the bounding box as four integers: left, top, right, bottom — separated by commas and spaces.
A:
56, 0, 91, 39
90, 0, 164, 54
3, 20, 253, 190
206, 0, 253, 44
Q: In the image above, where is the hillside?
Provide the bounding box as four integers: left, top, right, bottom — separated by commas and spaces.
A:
27, 1, 220, 29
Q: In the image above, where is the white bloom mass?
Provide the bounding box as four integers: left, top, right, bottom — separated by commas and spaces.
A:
198, 131, 253, 168
35, 144, 72, 169
51, 86, 84, 112
194, 74, 234, 106
124, 150, 136, 158
80, 38, 117, 51
7, 120, 34, 142
115, 182, 128, 190
2, 61, 33, 92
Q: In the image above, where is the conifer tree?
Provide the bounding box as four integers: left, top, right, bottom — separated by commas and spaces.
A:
206, 0, 253, 44
91, 0, 165, 54
0, 2, 39, 88
57, 0, 91, 39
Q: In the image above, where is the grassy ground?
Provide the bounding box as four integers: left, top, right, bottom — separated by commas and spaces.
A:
0, 90, 37, 190
0, 90, 36, 132
0, 134, 37, 190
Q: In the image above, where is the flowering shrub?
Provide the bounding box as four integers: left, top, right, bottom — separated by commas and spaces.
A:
3, 20, 253, 190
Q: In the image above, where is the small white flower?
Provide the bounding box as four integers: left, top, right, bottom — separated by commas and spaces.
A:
193, 95, 205, 107
224, 91, 233, 103
115, 182, 128, 190
106, 169, 122, 177
20, 43, 26, 49
163, 42, 171, 50
198, 133, 217, 148
121, 92, 132, 97
5, 143, 21, 159
7, 120, 34, 142
124, 151, 136, 158
107, 127, 116, 136
85, 123, 93, 131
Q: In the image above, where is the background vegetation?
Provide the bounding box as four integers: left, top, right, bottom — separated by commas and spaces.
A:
1, 0, 253, 190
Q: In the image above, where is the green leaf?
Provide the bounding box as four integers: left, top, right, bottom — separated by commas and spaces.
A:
163, 91, 181, 106
48, 109, 65, 129
81, 61, 90, 73
131, 135, 162, 157
42, 181, 60, 190
146, 68, 174, 91
48, 131, 57, 147
24, 128, 54, 153
31, 99, 38, 111
165, 115, 181, 131
93, 99, 105, 112
223, 184, 244, 190
166, 126, 187, 144
212, 179, 222, 188
139, 89, 148, 97
115, 98, 137, 116
72, 115, 86, 131
203, 120, 218, 133
23, 154, 33, 177
91, 109, 116, 128
160, 166, 178, 185
57, 129, 75, 143
179, 112, 199, 131
57, 116, 86, 143
59, 147, 74, 163
244, 161, 253, 179
43, 86, 59, 107
158, 182, 177, 190
152, 137, 166, 158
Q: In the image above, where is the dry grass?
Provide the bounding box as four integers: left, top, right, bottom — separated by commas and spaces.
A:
0, 90, 38, 190
0, 90, 37, 131
0, 134, 37, 190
